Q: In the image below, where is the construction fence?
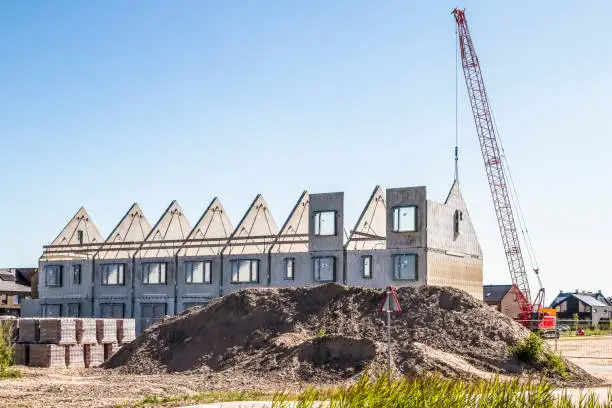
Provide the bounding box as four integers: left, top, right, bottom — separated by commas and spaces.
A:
548, 319, 612, 361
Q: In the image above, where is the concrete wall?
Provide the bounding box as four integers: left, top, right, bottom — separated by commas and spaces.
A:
176, 256, 221, 312
426, 251, 482, 299
386, 187, 427, 249
38, 259, 94, 317
269, 252, 312, 287
345, 249, 426, 288
221, 254, 268, 295
309, 192, 344, 284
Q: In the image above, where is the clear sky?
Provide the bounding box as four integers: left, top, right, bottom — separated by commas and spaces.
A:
1, 1, 610, 302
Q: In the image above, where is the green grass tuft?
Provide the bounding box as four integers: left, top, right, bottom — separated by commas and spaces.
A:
509, 333, 567, 378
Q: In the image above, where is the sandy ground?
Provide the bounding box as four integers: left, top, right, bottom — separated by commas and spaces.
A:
0, 337, 609, 408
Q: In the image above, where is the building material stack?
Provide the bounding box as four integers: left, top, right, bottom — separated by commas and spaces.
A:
14, 317, 136, 368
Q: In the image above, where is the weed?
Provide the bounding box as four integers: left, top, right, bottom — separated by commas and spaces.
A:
0, 321, 20, 379
509, 333, 567, 378
316, 327, 327, 338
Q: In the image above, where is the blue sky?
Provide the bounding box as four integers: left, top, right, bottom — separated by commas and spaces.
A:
1, 1, 610, 301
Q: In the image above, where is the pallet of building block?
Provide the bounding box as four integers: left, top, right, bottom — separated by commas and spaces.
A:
83, 344, 105, 368
38, 318, 77, 344
64, 344, 85, 368
17, 318, 38, 343
76, 318, 97, 344
103, 343, 122, 361
116, 319, 136, 344
96, 319, 117, 344
12, 343, 28, 366
28, 344, 66, 368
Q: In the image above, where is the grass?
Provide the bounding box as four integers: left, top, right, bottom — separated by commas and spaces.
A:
0, 321, 20, 380
116, 374, 612, 408
509, 333, 567, 379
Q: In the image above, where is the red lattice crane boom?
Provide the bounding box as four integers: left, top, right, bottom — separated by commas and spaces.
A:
452, 9, 552, 330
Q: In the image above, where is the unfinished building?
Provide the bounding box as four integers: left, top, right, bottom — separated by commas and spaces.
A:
33, 182, 483, 331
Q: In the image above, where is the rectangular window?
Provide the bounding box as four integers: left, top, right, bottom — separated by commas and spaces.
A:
393, 254, 417, 280
362, 255, 372, 279
13, 295, 19, 305
73, 265, 82, 285
185, 261, 212, 284
45, 265, 62, 287
101, 264, 125, 285
141, 303, 167, 330
142, 263, 167, 285
314, 211, 336, 236
42, 304, 61, 317
313, 257, 335, 282
392, 206, 417, 232
101, 303, 124, 318
284, 258, 295, 280
0, 295, 6, 305
230, 260, 259, 283
77, 230, 84, 245
454, 210, 462, 235
66, 303, 80, 317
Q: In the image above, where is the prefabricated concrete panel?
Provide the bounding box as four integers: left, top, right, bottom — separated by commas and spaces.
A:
269, 252, 312, 287
224, 195, 279, 256
97, 203, 152, 260
426, 182, 482, 257
136, 201, 192, 259
346, 249, 427, 288
386, 187, 427, 249
176, 256, 221, 298
180, 198, 233, 257
136, 301, 172, 333
221, 254, 269, 295
38, 259, 94, 302
133, 257, 177, 299
426, 251, 482, 299
95, 298, 131, 319
272, 191, 309, 254
94, 260, 135, 302
346, 186, 386, 251
308, 192, 344, 253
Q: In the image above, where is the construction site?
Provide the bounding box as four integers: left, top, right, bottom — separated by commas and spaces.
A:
0, 5, 610, 408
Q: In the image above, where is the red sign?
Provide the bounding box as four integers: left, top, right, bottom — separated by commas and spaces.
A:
380, 286, 402, 313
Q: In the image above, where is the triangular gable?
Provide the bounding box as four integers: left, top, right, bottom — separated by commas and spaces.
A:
346, 186, 386, 251
180, 198, 233, 257
42, 207, 104, 260
271, 191, 309, 253
223, 195, 278, 255
442, 180, 482, 256
136, 201, 192, 258
97, 203, 152, 260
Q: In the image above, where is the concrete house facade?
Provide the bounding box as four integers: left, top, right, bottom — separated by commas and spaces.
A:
32, 181, 483, 332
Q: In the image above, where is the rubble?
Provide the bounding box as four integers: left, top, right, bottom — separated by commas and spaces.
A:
104, 284, 601, 386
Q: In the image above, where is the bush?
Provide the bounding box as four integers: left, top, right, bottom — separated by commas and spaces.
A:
0, 321, 20, 379
509, 333, 566, 378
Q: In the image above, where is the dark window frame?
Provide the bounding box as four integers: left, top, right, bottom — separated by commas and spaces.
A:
230, 259, 259, 284
284, 258, 295, 280
392, 206, 417, 233
313, 256, 336, 282
66, 303, 80, 317
362, 255, 373, 279
185, 260, 212, 284
42, 304, 61, 317
392, 254, 418, 281
73, 264, 82, 285
45, 265, 62, 287
101, 263, 126, 286
313, 210, 337, 236
142, 262, 168, 285
76, 230, 84, 245
100, 303, 125, 318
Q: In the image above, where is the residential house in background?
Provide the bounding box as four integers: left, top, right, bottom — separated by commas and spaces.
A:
0, 268, 35, 316
550, 290, 611, 326
29, 181, 484, 332
482, 284, 522, 319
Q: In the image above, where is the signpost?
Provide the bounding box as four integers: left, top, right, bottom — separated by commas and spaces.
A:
379, 286, 402, 382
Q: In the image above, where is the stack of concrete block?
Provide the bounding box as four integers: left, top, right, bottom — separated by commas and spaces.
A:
13, 343, 28, 366
83, 344, 105, 368
103, 343, 122, 360
29, 344, 66, 368
39, 318, 77, 345
65, 344, 85, 368
15, 317, 135, 369
117, 319, 136, 344
76, 319, 97, 344
96, 319, 117, 344
17, 318, 38, 343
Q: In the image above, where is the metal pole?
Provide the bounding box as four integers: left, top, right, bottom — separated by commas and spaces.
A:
387, 311, 391, 382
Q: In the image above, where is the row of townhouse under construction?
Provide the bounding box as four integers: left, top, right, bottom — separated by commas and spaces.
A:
25, 181, 483, 332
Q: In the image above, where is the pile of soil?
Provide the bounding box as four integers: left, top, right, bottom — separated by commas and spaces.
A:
104, 284, 600, 386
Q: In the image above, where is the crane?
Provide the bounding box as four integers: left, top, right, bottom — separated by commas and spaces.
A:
452, 8, 555, 335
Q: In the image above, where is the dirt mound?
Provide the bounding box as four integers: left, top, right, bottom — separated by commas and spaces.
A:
104, 284, 600, 386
